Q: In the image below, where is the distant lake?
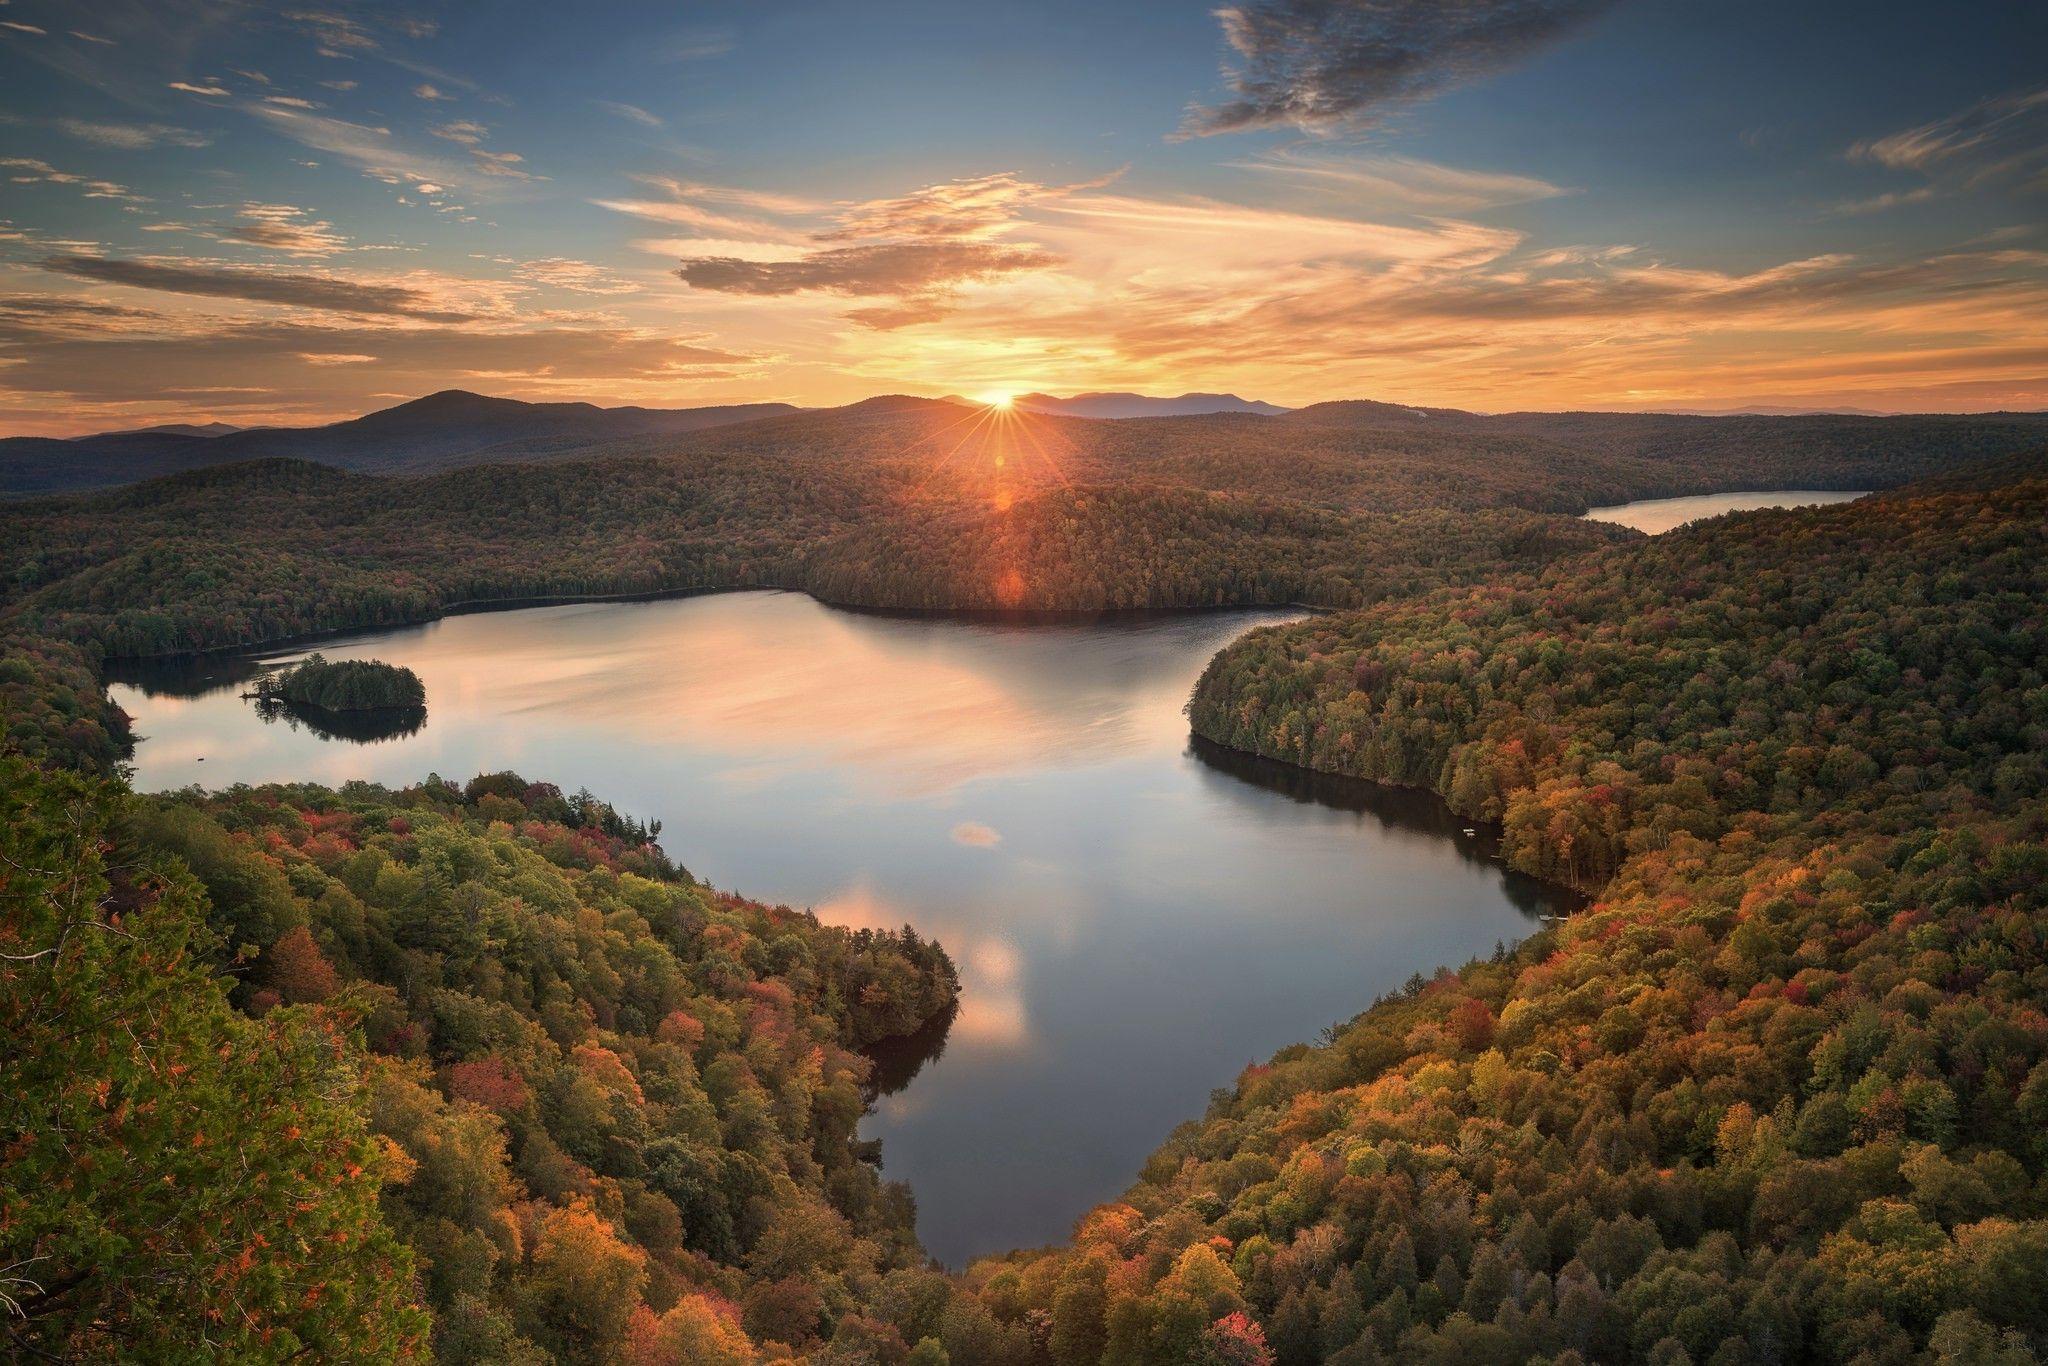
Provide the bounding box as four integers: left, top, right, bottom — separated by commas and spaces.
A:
108, 592, 1571, 1266
1582, 488, 1866, 534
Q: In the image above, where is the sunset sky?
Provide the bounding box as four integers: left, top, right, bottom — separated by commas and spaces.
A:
2, 0, 2044, 434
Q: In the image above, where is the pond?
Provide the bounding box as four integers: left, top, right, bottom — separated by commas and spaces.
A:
108, 591, 1572, 1266
1582, 488, 1866, 534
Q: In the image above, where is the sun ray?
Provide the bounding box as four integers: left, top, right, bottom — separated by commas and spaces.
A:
906, 402, 1004, 498
1009, 407, 1074, 487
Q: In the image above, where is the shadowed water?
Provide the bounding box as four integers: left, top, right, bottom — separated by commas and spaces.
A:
109, 590, 1572, 1266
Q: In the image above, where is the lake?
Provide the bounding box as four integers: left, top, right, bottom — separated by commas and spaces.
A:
108, 591, 1570, 1266
1583, 488, 1866, 534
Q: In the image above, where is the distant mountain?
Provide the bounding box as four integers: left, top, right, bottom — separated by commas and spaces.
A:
9, 388, 2044, 501
1284, 399, 1482, 428
1, 391, 804, 497
1651, 404, 1895, 417
87, 421, 244, 439
1011, 391, 1289, 419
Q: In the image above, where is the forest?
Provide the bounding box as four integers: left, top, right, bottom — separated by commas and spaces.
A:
4, 752, 961, 1361
10, 396, 2043, 662
2, 425, 2046, 1362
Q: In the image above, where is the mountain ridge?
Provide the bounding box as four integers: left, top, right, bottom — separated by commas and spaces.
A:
8, 387, 2046, 500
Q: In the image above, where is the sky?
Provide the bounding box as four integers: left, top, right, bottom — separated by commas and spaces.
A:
1, 0, 2044, 435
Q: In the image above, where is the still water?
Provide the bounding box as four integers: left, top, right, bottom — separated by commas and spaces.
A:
109, 592, 1569, 1266
1582, 488, 1865, 534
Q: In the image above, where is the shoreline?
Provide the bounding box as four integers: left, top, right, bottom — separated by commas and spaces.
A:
99, 580, 1333, 666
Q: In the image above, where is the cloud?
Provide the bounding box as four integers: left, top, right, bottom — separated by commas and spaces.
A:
679, 242, 1059, 303
168, 80, 230, 97
38, 254, 485, 322
659, 28, 734, 62
429, 119, 488, 145
1843, 86, 2048, 211
287, 9, 379, 56
594, 100, 662, 128
1182, 0, 1621, 137
950, 821, 1003, 848
515, 258, 640, 295
0, 294, 164, 332
412, 82, 452, 100
824, 171, 1116, 241
220, 203, 351, 255
51, 117, 211, 149
467, 149, 533, 179
249, 102, 534, 189
2, 156, 145, 202
1231, 150, 1569, 211
597, 177, 817, 244
2, 21, 47, 36
638, 172, 1123, 326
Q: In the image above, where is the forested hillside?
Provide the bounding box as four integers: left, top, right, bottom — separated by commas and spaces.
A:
5, 425, 2047, 1361
0, 443, 1628, 660
940, 459, 2048, 1363
11, 398, 2042, 661
3, 735, 961, 1361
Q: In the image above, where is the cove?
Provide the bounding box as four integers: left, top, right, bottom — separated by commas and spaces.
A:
107, 590, 1574, 1267
1582, 488, 1867, 534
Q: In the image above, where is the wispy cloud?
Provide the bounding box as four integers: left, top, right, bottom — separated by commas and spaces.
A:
1841, 86, 2048, 212
286, 9, 380, 58
596, 177, 818, 244
1230, 150, 1569, 211
824, 171, 1117, 241
38, 254, 485, 322
51, 117, 212, 149
594, 100, 662, 129
249, 102, 536, 190
2, 156, 146, 202
659, 28, 734, 62
515, 257, 640, 295
1181, 0, 1621, 137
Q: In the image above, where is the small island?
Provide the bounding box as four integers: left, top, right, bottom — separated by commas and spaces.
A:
250, 654, 426, 711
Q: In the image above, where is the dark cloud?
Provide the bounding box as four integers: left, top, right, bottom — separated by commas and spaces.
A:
0, 293, 166, 335
38, 254, 481, 322
677, 242, 1057, 299
1182, 0, 1621, 137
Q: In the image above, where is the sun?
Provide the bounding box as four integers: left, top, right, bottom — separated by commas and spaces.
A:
978, 389, 1017, 410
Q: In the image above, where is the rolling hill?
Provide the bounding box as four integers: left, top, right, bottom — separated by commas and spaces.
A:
0, 391, 803, 496
1011, 390, 1290, 419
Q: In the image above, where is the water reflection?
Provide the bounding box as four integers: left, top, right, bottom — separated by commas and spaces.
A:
107, 591, 1575, 1266
865, 1002, 959, 1100
1187, 736, 1576, 920
253, 697, 428, 744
